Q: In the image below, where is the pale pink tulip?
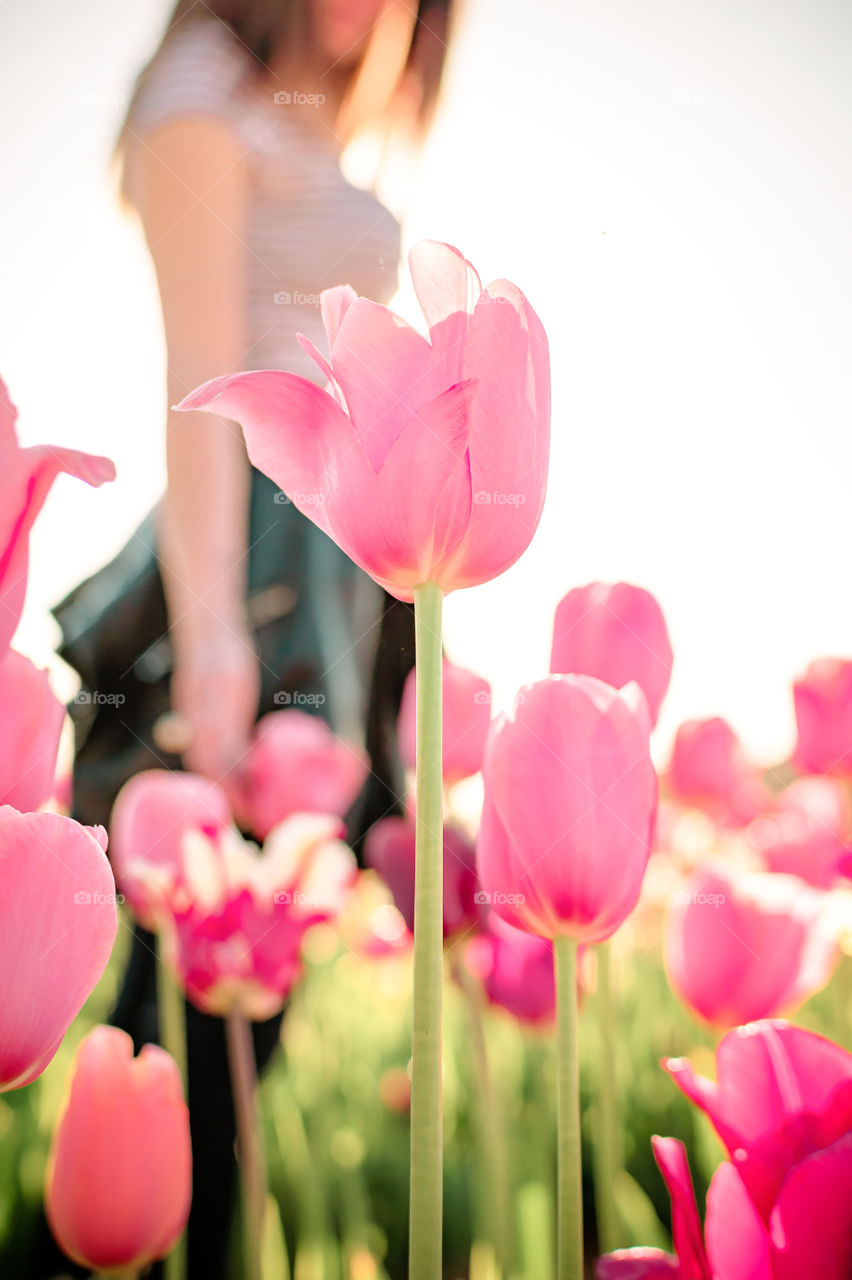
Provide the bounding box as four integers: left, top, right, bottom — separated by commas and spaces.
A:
156, 814, 356, 1018
227, 709, 368, 839
110, 769, 232, 929
0, 649, 64, 812
476, 675, 657, 943
175, 241, 550, 601
748, 776, 851, 886
46, 1025, 191, 1272
398, 658, 492, 784
550, 582, 673, 726
793, 657, 852, 778
667, 716, 767, 824
0, 807, 117, 1091
364, 816, 479, 938
665, 864, 838, 1027
0, 377, 114, 654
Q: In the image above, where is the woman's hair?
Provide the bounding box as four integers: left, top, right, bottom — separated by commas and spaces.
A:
115, 0, 458, 199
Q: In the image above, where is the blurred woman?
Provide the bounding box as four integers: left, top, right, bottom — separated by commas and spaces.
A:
50, 3, 460, 1277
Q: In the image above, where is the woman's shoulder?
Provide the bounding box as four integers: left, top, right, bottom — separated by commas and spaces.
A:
128, 18, 254, 140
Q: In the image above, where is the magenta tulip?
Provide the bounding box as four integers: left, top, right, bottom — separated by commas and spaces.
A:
748, 776, 851, 886
0, 376, 114, 654
550, 582, 673, 727
110, 769, 232, 929
465, 913, 556, 1025
665, 863, 838, 1027
156, 814, 355, 1018
226, 709, 368, 839
398, 658, 492, 784
175, 241, 550, 601
364, 815, 479, 938
667, 716, 767, 824
46, 1025, 191, 1272
794, 657, 852, 778
0, 806, 117, 1090
476, 675, 657, 943
0, 649, 64, 812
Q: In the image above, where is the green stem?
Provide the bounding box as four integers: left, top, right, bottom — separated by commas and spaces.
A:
409, 580, 444, 1280
592, 942, 620, 1253
156, 938, 187, 1280
226, 1011, 267, 1280
555, 936, 583, 1280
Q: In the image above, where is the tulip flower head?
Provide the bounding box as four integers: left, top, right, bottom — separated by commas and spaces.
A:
476, 674, 658, 944
793, 657, 852, 779
154, 813, 356, 1018
748, 776, 851, 887
0, 376, 114, 655
176, 241, 550, 601
667, 716, 767, 825
46, 1025, 191, 1273
550, 581, 673, 727
465, 913, 556, 1025
398, 658, 492, 784
364, 815, 479, 939
0, 807, 117, 1091
0, 649, 64, 812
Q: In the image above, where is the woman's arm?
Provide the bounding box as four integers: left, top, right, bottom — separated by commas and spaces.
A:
133, 117, 259, 778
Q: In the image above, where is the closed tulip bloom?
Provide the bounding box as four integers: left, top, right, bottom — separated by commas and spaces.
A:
398, 658, 492, 784
665, 864, 838, 1027
46, 1025, 191, 1273
227, 709, 368, 840
550, 582, 673, 727
175, 241, 550, 601
748, 776, 851, 887
110, 769, 232, 929
667, 716, 766, 824
0, 807, 117, 1091
364, 816, 479, 938
0, 649, 64, 812
465, 913, 556, 1025
476, 675, 657, 943
0, 377, 114, 654
794, 657, 852, 778
158, 814, 356, 1018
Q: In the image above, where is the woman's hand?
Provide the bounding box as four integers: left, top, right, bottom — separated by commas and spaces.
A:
169, 618, 260, 780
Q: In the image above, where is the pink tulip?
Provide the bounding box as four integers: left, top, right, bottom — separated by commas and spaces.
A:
665, 863, 838, 1027
476, 674, 657, 943
175, 241, 550, 601
0, 376, 114, 654
0, 649, 64, 812
748, 776, 851, 886
793, 657, 852, 778
398, 658, 492, 784
550, 582, 673, 727
465, 913, 556, 1025
226, 709, 368, 840
0, 806, 117, 1091
600, 1023, 852, 1277
667, 716, 767, 824
110, 769, 232, 929
156, 814, 356, 1018
364, 815, 479, 938
46, 1025, 191, 1272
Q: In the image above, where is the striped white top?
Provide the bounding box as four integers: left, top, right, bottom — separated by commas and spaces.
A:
125, 18, 402, 379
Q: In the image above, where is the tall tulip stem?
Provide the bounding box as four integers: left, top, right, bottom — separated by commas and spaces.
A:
409, 580, 444, 1280
555, 936, 583, 1280
156, 938, 187, 1280
592, 941, 620, 1253
226, 1011, 267, 1280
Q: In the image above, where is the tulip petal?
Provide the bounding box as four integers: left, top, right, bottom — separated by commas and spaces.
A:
321, 282, 358, 349
704, 1162, 773, 1280
596, 1250, 681, 1278
409, 239, 483, 326
652, 1137, 711, 1280
0, 649, 64, 812
769, 1131, 852, 1279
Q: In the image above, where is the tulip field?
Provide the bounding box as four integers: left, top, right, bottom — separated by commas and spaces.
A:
4, 243, 852, 1279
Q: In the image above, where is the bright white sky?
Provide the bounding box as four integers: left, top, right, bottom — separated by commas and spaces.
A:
2, 0, 851, 767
